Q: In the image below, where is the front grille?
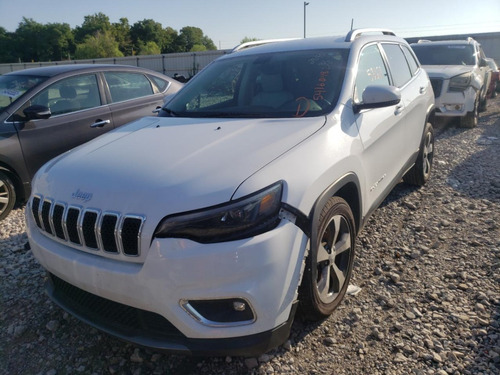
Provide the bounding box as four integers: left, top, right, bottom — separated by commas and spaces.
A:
430, 78, 443, 98
31, 195, 145, 257
49, 273, 184, 340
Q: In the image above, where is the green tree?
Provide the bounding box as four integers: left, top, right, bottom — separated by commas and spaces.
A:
130, 19, 167, 53
190, 44, 207, 52
41, 23, 74, 61
0, 27, 16, 63
13, 17, 44, 62
162, 27, 179, 53
74, 30, 123, 59
174, 27, 217, 52
14, 19, 73, 62
74, 12, 111, 44
112, 18, 132, 55
139, 41, 161, 55
240, 37, 260, 44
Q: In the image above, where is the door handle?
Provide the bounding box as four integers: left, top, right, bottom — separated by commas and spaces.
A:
419, 86, 426, 94
152, 106, 162, 114
90, 119, 111, 128
394, 105, 404, 115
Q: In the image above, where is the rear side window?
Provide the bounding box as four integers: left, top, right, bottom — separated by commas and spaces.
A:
354, 44, 390, 103
149, 75, 171, 92
401, 45, 419, 75
104, 72, 154, 103
381, 43, 412, 87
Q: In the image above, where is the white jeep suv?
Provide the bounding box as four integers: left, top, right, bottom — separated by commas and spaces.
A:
411, 38, 490, 128
26, 29, 435, 356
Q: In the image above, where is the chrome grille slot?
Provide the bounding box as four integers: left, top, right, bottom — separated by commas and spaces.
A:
53, 204, 66, 240
121, 217, 144, 256
32, 196, 42, 228
82, 210, 99, 249
101, 214, 119, 253
30, 195, 144, 258
66, 207, 81, 245
42, 200, 53, 235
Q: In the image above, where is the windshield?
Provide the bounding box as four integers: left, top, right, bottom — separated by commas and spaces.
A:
161, 48, 349, 118
411, 44, 476, 66
0, 74, 47, 111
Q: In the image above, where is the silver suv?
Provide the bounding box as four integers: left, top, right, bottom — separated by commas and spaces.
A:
411, 38, 490, 128
27, 29, 435, 356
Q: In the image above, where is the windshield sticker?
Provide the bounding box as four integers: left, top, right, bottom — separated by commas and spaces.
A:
294, 97, 311, 118
1, 89, 21, 97
313, 70, 329, 101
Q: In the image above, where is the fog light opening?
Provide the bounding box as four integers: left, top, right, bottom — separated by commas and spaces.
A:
181, 298, 256, 327
233, 301, 246, 312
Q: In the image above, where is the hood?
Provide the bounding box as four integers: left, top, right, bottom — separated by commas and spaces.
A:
34, 115, 325, 218
422, 65, 474, 79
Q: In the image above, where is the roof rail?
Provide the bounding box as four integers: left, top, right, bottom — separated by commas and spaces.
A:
231, 38, 299, 53
345, 28, 396, 42
417, 39, 432, 43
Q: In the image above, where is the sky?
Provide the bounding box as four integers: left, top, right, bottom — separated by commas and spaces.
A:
1, 0, 499, 50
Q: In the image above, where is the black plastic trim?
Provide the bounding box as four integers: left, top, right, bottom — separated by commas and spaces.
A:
45, 273, 297, 357
280, 203, 310, 237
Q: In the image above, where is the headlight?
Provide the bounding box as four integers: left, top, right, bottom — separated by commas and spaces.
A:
449, 72, 472, 91
153, 182, 283, 243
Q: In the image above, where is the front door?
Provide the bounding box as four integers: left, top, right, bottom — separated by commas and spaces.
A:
14, 73, 113, 179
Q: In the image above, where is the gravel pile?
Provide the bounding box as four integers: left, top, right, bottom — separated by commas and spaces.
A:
1, 98, 499, 375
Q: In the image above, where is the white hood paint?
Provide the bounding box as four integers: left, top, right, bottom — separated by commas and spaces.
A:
34, 116, 325, 217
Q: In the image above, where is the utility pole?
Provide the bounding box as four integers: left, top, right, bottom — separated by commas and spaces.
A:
304, 2, 309, 38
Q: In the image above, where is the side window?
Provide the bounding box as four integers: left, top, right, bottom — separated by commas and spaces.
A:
23, 74, 100, 118
401, 45, 419, 75
149, 75, 171, 92
104, 72, 154, 103
354, 44, 390, 103
381, 43, 412, 87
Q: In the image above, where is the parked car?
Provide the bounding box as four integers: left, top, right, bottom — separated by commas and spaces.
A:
485, 58, 499, 98
411, 38, 490, 128
26, 29, 435, 356
0, 64, 183, 220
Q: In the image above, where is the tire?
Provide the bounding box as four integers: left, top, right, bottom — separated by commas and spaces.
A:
403, 122, 435, 186
0, 171, 16, 221
299, 197, 356, 321
460, 95, 479, 128
479, 96, 487, 112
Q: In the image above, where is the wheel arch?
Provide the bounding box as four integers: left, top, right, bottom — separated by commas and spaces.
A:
309, 173, 362, 243
0, 164, 27, 204
425, 102, 436, 127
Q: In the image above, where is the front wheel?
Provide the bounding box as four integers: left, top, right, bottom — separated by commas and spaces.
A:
0, 171, 16, 221
299, 197, 356, 321
403, 122, 435, 186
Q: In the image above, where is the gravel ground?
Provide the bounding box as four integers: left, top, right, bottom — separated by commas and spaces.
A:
1, 97, 499, 375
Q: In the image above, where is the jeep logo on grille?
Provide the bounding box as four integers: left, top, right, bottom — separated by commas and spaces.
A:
71, 189, 93, 202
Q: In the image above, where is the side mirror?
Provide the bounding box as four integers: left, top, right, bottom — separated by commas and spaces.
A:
353, 85, 401, 114
479, 59, 488, 68
23, 105, 52, 120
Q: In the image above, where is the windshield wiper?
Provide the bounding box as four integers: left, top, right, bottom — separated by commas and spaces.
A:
160, 107, 179, 117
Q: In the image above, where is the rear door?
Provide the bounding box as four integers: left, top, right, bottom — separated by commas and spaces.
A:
102, 71, 165, 127
13, 73, 112, 178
